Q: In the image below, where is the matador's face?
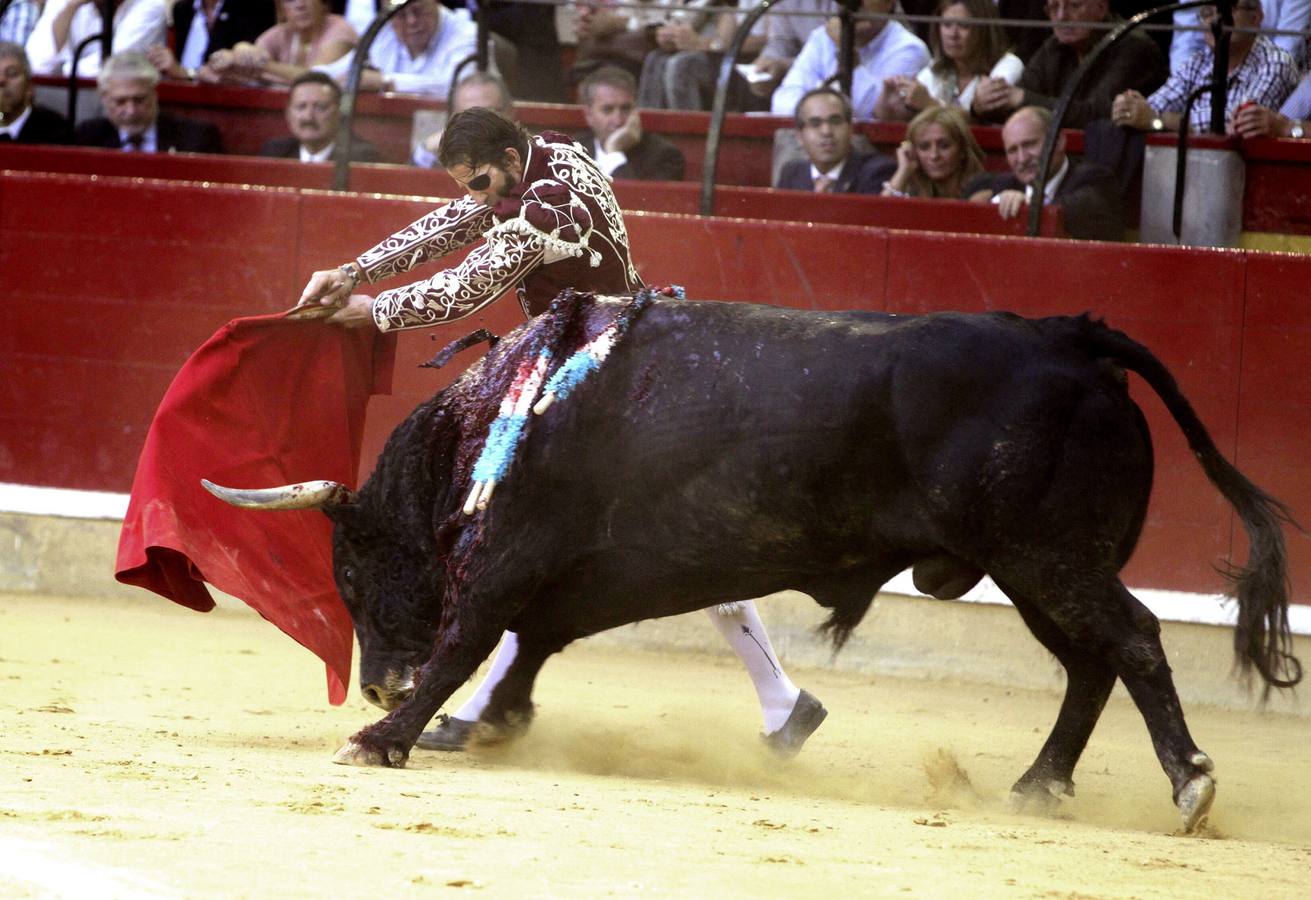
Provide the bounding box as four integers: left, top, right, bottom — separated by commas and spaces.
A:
448, 148, 524, 208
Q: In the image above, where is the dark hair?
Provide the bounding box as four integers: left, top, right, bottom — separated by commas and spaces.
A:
288, 70, 342, 103
792, 87, 853, 127
438, 106, 531, 169
578, 66, 637, 105
929, 0, 1011, 78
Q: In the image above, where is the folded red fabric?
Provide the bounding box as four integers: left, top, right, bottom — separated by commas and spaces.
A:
115, 314, 395, 704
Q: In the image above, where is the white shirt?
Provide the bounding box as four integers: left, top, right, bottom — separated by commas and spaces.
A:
300, 142, 335, 163
914, 52, 1024, 111
178, 0, 221, 70
26, 0, 168, 77
119, 126, 158, 153
593, 140, 628, 178
344, 0, 377, 35
771, 19, 931, 118
0, 103, 32, 138
316, 7, 478, 97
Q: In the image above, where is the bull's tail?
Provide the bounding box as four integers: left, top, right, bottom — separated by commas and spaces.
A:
1063, 315, 1302, 691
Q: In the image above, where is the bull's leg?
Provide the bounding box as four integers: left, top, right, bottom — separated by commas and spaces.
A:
334, 624, 505, 768
476, 635, 566, 741
1002, 589, 1117, 810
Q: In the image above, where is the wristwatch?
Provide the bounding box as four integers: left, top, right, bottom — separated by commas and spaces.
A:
1290, 121, 1305, 139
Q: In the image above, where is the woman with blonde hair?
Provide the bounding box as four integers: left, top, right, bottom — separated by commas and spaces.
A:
875, 0, 1021, 121
881, 105, 986, 198
203, 0, 357, 86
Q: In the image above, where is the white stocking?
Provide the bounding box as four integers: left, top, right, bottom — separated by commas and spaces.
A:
453, 630, 520, 721
704, 601, 800, 733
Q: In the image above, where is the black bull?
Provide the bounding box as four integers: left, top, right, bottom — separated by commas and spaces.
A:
206, 297, 1301, 832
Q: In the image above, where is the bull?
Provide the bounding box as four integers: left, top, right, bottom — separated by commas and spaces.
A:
205, 295, 1301, 833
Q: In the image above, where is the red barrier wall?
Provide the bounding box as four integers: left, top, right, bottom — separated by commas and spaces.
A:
3, 169, 1307, 605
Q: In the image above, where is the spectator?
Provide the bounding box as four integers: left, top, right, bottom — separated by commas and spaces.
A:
26, 0, 167, 77
771, 0, 931, 119
744, 0, 838, 101
147, 0, 277, 81
411, 70, 514, 168
571, 0, 661, 84
576, 65, 685, 179
777, 86, 895, 191
1232, 69, 1311, 138
1170, 0, 1308, 73
259, 70, 378, 162
312, 0, 476, 97
0, 0, 41, 47
637, 0, 768, 111
481, 0, 568, 103
876, 0, 1024, 122
204, 0, 356, 86
967, 105, 1122, 240
1111, 1, 1298, 134
0, 40, 71, 143
882, 105, 985, 196
74, 51, 223, 152
972, 0, 1167, 127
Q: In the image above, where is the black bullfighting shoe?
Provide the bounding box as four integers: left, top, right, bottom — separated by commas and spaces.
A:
762, 689, 828, 759
415, 714, 476, 751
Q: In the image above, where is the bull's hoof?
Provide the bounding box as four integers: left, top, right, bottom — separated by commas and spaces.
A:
1008, 775, 1073, 816
1176, 772, 1216, 834
415, 715, 476, 752
331, 739, 409, 768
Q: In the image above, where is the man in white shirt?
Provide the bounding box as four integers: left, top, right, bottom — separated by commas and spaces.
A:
26, 0, 167, 77
575, 65, 685, 180
770, 0, 930, 119
259, 70, 380, 163
315, 0, 477, 97
1170, 0, 1309, 72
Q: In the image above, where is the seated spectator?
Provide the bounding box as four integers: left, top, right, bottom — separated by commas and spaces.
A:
0, 40, 72, 143
75, 51, 223, 153
1232, 69, 1311, 138
967, 105, 1122, 240
26, 0, 167, 77
571, 0, 661, 84
776, 85, 895, 191
481, 0, 567, 103
637, 0, 768, 111
147, 0, 277, 81
411, 70, 515, 167
876, 0, 1024, 122
1111, 1, 1298, 134
771, 0, 931, 119
260, 70, 378, 162
577, 65, 686, 179
312, 0, 477, 97
1170, 0, 1308, 73
204, 0, 356, 86
881, 105, 985, 196
0, 0, 41, 46
744, 0, 838, 101
972, 0, 1167, 128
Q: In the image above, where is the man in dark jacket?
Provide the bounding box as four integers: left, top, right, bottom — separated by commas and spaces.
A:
75, 52, 223, 153
147, 0, 277, 80
0, 41, 71, 144
968, 106, 1123, 241
572, 66, 685, 181
260, 71, 380, 163
973, 0, 1167, 128
776, 86, 895, 193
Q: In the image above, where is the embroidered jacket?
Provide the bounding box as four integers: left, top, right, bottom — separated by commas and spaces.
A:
355, 131, 644, 331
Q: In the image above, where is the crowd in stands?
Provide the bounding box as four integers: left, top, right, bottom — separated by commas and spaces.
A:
3, 0, 1311, 242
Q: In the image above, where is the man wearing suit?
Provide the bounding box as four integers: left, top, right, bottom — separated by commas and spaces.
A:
147, 0, 277, 81
260, 71, 380, 163
776, 87, 895, 193
573, 66, 685, 182
968, 106, 1123, 241
75, 52, 224, 154
0, 42, 72, 144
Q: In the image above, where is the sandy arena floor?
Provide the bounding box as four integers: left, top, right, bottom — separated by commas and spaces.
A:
2, 590, 1309, 898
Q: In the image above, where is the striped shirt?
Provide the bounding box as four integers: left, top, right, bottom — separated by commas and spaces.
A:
0, 0, 40, 44
1149, 36, 1300, 132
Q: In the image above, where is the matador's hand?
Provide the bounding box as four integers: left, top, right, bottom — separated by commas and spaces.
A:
295, 265, 358, 312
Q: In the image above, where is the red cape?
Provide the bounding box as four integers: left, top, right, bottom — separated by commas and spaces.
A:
115, 315, 395, 704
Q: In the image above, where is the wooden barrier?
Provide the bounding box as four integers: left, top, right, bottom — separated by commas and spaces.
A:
0, 144, 1066, 236
3, 168, 1308, 604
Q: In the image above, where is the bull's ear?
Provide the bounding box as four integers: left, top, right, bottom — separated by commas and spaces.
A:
201, 479, 358, 510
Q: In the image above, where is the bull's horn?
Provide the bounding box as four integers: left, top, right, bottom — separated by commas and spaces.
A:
201, 478, 357, 510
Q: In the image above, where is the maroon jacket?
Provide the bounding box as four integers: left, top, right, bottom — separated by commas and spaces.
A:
355, 131, 644, 330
